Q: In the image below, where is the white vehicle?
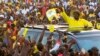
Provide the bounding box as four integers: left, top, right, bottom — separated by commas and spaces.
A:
18, 26, 100, 53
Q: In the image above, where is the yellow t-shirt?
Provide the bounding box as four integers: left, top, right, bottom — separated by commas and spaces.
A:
96, 23, 100, 29
89, 14, 95, 17
13, 20, 17, 26
60, 11, 93, 31
33, 45, 39, 54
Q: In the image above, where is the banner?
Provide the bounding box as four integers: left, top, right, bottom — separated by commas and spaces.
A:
23, 28, 28, 37
46, 8, 57, 22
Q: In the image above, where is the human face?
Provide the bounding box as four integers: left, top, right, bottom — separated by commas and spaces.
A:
73, 12, 80, 20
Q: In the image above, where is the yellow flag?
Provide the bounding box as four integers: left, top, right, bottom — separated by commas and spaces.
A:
46, 8, 57, 22
48, 24, 55, 32
23, 28, 28, 37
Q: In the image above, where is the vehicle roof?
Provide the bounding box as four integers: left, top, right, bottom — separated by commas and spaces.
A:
18, 27, 100, 52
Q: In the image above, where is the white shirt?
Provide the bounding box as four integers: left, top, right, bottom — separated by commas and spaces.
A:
98, 12, 100, 18
63, 2, 68, 8
89, 2, 97, 6
21, 9, 29, 15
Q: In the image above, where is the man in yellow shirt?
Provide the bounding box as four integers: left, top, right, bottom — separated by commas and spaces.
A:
57, 8, 93, 31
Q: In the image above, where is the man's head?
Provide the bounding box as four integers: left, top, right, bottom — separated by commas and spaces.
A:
73, 10, 80, 20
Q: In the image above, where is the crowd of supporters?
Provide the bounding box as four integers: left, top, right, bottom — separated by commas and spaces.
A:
0, 0, 100, 56
0, 25, 100, 56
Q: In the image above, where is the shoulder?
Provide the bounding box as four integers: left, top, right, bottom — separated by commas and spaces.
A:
79, 19, 90, 23
79, 18, 87, 21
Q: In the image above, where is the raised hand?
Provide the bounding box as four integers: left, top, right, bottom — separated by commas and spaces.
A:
38, 25, 46, 43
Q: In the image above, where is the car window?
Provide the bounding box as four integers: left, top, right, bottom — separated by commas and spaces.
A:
74, 30, 100, 52
18, 28, 79, 51
26, 31, 39, 42
67, 35, 80, 51
42, 31, 59, 45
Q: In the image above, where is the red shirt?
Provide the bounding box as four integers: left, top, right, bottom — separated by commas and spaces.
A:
12, 27, 18, 36
7, 20, 12, 27
41, 6, 47, 16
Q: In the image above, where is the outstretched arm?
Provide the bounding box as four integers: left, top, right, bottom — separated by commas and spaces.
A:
57, 7, 70, 23
83, 19, 93, 30
38, 25, 47, 43
46, 33, 54, 50
67, 38, 76, 50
